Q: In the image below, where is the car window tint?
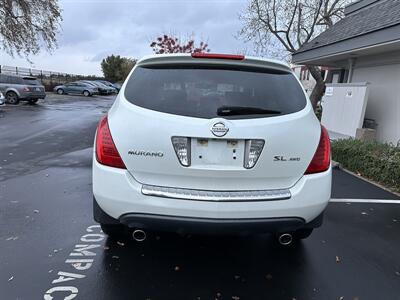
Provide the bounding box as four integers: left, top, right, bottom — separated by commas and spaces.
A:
9, 76, 24, 84
22, 78, 41, 85
124, 65, 307, 119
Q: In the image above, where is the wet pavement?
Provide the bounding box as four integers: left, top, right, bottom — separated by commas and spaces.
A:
0, 94, 399, 300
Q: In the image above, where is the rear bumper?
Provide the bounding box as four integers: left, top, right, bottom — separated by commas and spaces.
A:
94, 198, 323, 234
93, 158, 331, 233
20, 91, 46, 99
121, 213, 306, 234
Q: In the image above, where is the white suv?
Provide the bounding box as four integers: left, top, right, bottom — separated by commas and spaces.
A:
93, 53, 331, 244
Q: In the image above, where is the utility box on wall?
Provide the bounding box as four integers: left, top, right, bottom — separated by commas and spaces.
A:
321, 83, 370, 138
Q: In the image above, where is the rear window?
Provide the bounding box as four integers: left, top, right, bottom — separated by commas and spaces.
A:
22, 78, 41, 85
7, 76, 24, 84
124, 65, 306, 119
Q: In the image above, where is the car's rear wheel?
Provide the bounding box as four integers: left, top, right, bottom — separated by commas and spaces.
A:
100, 224, 125, 238
83, 90, 90, 97
6, 91, 19, 105
29, 99, 39, 104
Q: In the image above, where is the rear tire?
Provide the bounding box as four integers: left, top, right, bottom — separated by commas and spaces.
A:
29, 99, 39, 104
293, 228, 313, 240
100, 224, 125, 238
6, 91, 19, 105
57, 88, 64, 95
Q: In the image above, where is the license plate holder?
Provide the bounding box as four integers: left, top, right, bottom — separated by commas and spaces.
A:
191, 138, 244, 167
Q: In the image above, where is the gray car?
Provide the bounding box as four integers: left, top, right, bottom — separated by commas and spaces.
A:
79, 80, 115, 95
0, 74, 46, 104
0, 92, 5, 107
94, 80, 118, 93
53, 82, 99, 97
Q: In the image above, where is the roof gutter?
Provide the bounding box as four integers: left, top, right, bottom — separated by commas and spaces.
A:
293, 36, 400, 65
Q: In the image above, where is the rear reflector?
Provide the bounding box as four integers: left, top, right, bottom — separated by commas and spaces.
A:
244, 139, 265, 169
95, 116, 126, 169
172, 137, 191, 167
191, 53, 245, 60
305, 125, 330, 174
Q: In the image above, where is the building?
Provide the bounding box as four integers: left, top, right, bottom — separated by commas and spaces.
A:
291, 65, 329, 95
292, 0, 400, 145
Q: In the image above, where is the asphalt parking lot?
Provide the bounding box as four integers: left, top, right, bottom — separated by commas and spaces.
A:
0, 94, 399, 300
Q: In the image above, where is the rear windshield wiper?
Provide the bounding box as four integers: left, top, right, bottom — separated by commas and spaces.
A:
217, 106, 281, 116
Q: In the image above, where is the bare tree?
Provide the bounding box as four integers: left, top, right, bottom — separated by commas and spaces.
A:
240, 0, 350, 109
0, 0, 62, 56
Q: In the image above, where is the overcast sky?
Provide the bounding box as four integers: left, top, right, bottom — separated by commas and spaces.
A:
0, 0, 254, 76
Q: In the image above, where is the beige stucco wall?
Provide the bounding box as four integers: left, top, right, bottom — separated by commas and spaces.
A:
351, 62, 400, 145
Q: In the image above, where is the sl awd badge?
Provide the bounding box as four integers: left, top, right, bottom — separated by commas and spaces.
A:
211, 122, 229, 137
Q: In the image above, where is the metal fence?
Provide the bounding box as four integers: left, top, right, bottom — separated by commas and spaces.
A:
0, 65, 102, 91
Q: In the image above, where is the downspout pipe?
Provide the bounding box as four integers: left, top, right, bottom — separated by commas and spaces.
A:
347, 57, 357, 83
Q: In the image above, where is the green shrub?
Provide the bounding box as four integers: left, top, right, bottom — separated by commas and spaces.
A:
331, 139, 400, 192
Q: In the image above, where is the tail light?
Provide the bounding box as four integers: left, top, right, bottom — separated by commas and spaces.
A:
305, 125, 330, 174
244, 139, 265, 169
172, 137, 191, 167
191, 53, 245, 60
95, 116, 126, 169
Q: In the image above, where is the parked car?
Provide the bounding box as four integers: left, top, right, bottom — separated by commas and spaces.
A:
0, 74, 46, 104
79, 81, 114, 95
112, 82, 122, 91
93, 53, 331, 244
53, 82, 98, 97
0, 91, 5, 107
97, 80, 120, 92
94, 80, 118, 93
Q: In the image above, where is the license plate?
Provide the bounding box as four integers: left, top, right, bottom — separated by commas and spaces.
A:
191, 138, 245, 167
35, 87, 40, 91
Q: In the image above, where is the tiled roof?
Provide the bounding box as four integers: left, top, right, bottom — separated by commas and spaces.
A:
295, 0, 400, 54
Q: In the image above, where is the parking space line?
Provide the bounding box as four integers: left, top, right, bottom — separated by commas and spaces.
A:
14, 124, 64, 144
330, 198, 400, 204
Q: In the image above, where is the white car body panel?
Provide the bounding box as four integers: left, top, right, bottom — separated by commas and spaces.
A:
93, 159, 331, 222
108, 95, 320, 190
93, 54, 331, 229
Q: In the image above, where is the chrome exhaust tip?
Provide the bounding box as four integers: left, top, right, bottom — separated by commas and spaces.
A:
132, 229, 146, 242
278, 233, 293, 245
